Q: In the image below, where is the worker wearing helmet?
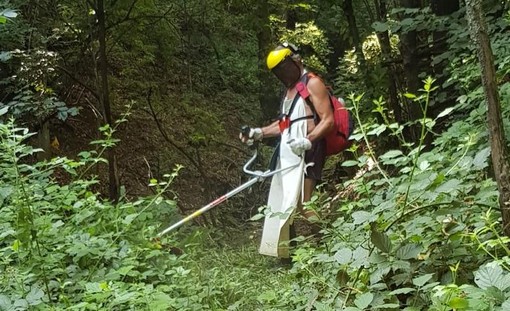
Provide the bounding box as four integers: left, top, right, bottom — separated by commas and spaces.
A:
240, 43, 334, 257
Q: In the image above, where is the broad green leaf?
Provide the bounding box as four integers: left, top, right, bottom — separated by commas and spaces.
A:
257, 290, 276, 302
370, 229, 392, 253
474, 262, 510, 291
85, 282, 103, 293
350, 133, 364, 140
342, 160, 359, 167
0, 295, 11, 310
0, 16, 6, 24
404, 93, 416, 99
0, 106, 9, 116
334, 248, 352, 265
502, 299, 510, 310
13, 299, 28, 309
419, 160, 430, 171
343, 308, 362, 311
396, 244, 422, 260
111, 292, 136, 306
352, 247, 370, 268
26, 287, 44, 305
483, 286, 505, 303
401, 18, 414, 28
389, 288, 415, 295
436, 107, 454, 119
370, 266, 390, 284
149, 292, 174, 311
372, 21, 389, 32
0, 186, 13, 199
12, 239, 20, 251
448, 297, 468, 309
117, 265, 135, 275
413, 273, 434, 287
380, 150, 404, 160
435, 179, 462, 193
354, 292, 373, 309
367, 124, 387, 136
122, 213, 139, 225
352, 211, 377, 225
373, 304, 401, 309
473, 147, 490, 170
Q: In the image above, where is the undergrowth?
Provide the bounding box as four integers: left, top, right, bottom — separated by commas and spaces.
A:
2, 78, 510, 310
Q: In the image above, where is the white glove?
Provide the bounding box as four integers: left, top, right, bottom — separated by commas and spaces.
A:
288, 138, 312, 155
239, 127, 263, 145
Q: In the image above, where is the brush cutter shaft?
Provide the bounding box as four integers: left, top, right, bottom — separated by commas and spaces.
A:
157, 149, 300, 236
158, 176, 260, 236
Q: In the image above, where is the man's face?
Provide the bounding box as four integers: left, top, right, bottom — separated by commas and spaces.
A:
271, 56, 301, 88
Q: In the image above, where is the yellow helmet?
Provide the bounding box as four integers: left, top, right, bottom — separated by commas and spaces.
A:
266, 47, 292, 70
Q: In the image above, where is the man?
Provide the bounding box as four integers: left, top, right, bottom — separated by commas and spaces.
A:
241, 43, 334, 221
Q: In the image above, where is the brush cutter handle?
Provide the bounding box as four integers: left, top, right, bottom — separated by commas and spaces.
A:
239, 125, 262, 148
243, 148, 264, 176
240, 125, 251, 137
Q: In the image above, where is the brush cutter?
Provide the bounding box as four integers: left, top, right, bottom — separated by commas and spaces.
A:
158, 131, 295, 237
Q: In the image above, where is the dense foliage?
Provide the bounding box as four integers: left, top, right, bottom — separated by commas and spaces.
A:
2, 0, 510, 310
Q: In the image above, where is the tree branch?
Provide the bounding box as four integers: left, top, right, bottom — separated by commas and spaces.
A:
106, 0, 140, 30
145, 88, 206, 178
56, 65, 100, 100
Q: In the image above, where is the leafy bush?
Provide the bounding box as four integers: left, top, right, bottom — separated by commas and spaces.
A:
253, 77, 505, 310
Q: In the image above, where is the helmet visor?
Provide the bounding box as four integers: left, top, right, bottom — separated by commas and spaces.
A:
270, 56, 301, 88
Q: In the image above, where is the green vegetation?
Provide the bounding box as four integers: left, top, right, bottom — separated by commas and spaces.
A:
2, 0, 510, 310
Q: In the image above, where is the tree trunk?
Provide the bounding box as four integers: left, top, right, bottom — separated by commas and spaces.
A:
96, 0, 120, 202
286, 0, 297, 30
342, 0, 366, 74
465, 0, 510, 237
36, 120, 51, 161
375, 0, 401, 123
255, 0, 279, 122
430, 0, 460, 110
399, 0, 422, 140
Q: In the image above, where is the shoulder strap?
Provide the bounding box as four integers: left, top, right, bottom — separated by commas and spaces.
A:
295, 73, 319, 123
284, 73, 311, 118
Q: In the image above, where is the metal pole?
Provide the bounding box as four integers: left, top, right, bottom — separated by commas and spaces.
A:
158, 176, 261, 236
157, 144, 300, 237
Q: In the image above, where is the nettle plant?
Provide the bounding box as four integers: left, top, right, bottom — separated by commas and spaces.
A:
0, 106, 218, 310
271, 77, 504, 310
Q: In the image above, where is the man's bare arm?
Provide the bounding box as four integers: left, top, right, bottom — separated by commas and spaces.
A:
305, 77, 334, 142
261, 120, 281, 138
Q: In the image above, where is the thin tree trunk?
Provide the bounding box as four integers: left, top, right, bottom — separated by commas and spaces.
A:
343, 0, 366, 73
255, 0, 279, 122
286, 0, 297, 30
399, 0, 422, 140
466, 0, 510, 237
36, 120, 51, 161
430, 0, 460, 108
97, 0, 120, 202
375, 0, 401, 123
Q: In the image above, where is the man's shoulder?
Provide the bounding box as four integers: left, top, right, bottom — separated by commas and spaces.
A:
306, 73, 326, 89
